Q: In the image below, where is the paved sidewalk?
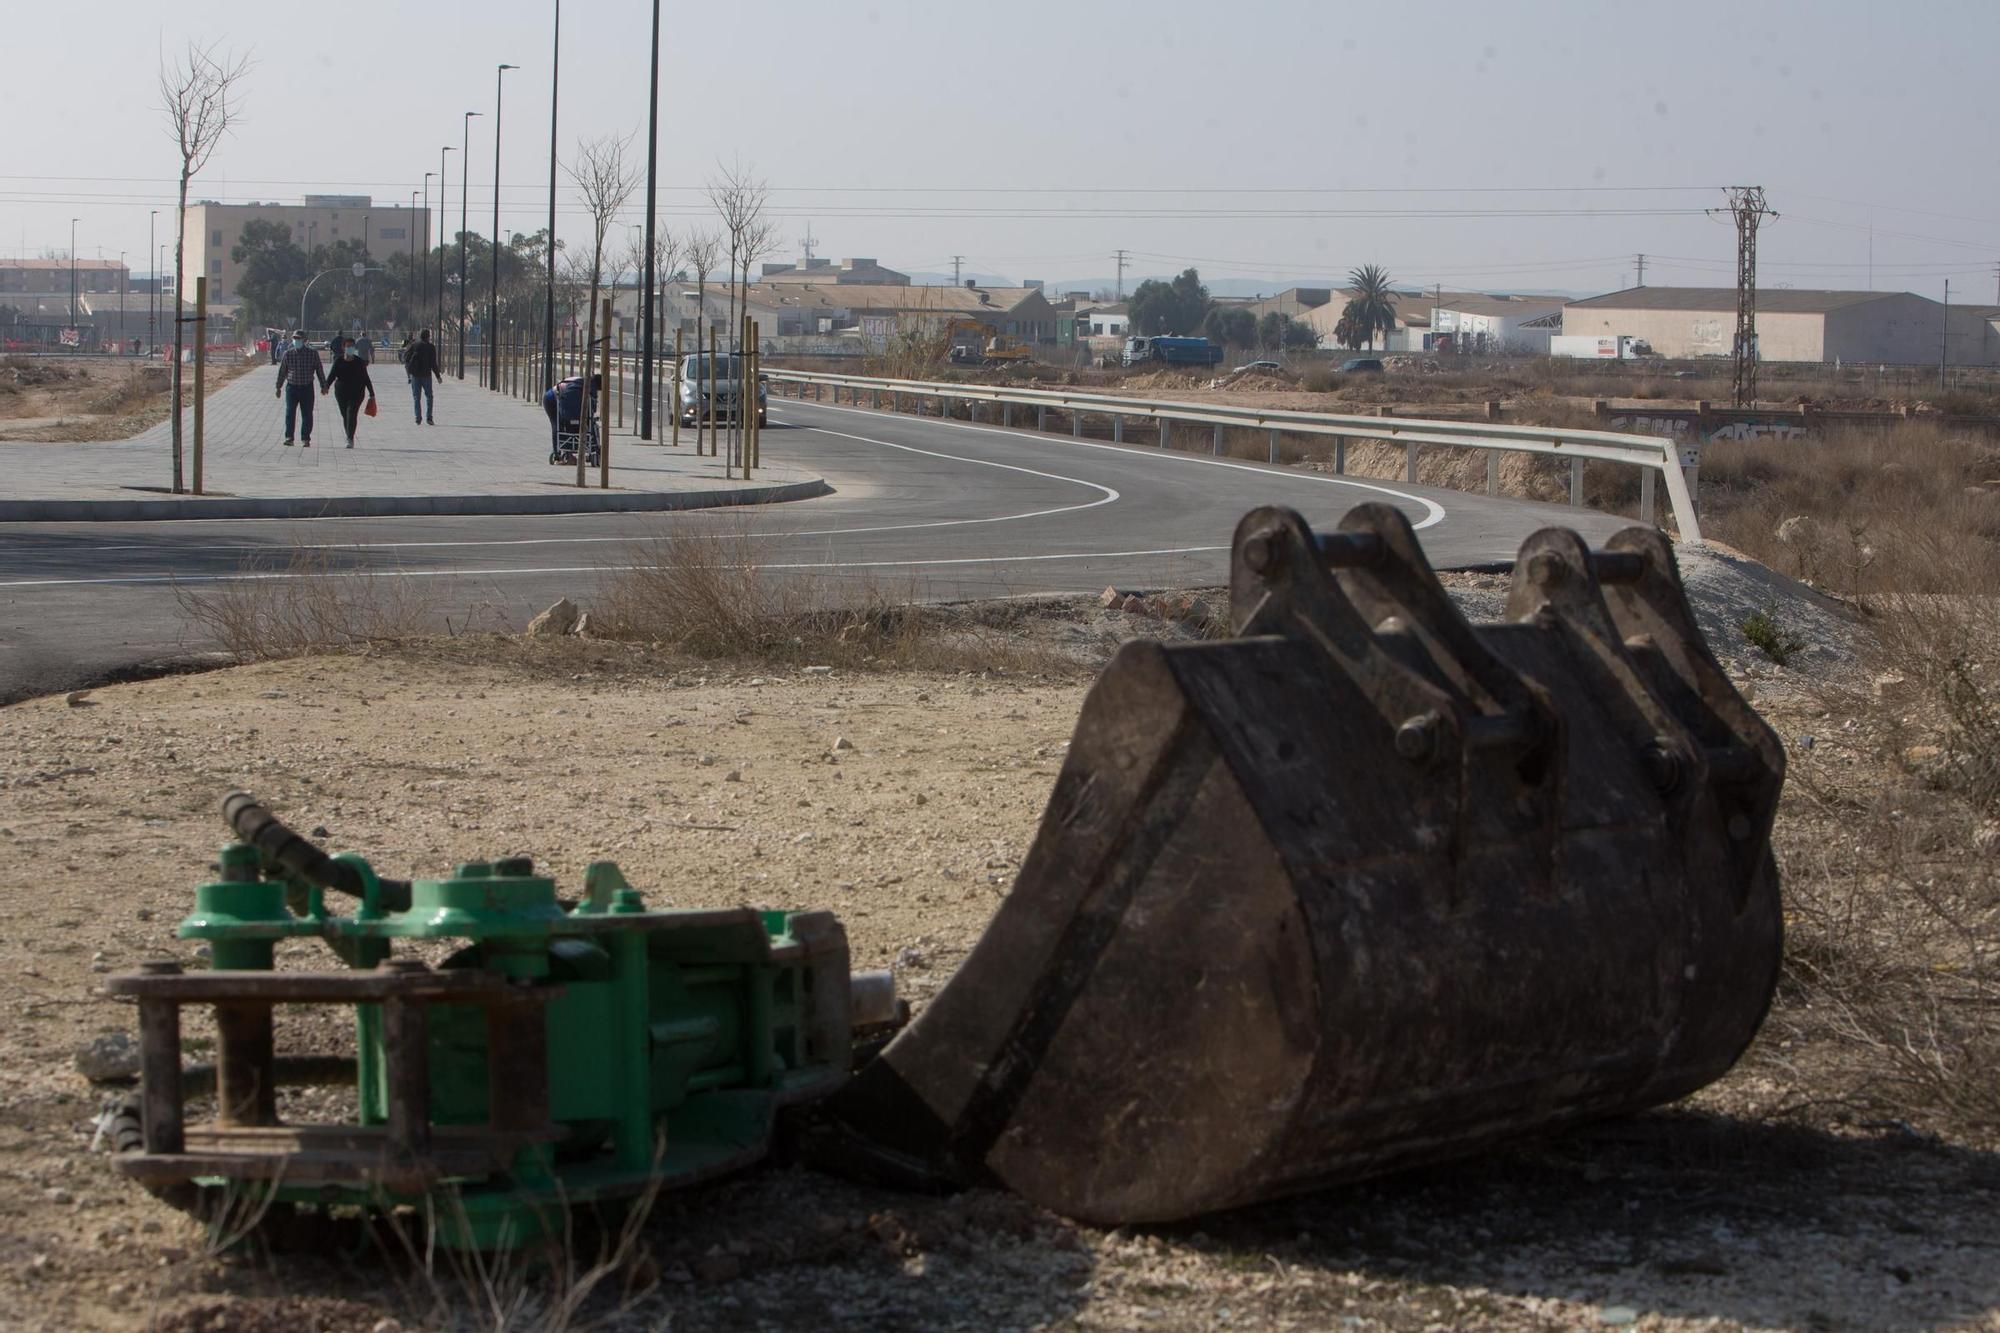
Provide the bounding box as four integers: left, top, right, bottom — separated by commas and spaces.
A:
0, 358, 823, 521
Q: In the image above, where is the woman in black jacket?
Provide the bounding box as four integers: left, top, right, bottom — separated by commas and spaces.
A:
323, 343, 376, 447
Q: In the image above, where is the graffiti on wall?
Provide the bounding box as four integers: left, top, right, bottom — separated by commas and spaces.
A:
1611, 413, 1808, 443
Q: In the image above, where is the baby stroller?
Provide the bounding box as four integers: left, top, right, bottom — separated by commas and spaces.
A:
544, 374, 601, 467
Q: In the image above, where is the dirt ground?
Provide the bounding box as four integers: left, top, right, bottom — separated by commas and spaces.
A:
2, 574, 1997, 1331
0, 355, 254, 442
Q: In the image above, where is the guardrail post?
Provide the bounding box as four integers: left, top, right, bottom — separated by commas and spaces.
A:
1640, 466, 1657, 525
1037, 405, 1047, 431
1212, 423, 1223, 456
816, 383, 824, 402
1003, 402, 1012, 428
1113, 415, 1123, 443
873, 388, 881, 410
1569, 458, 1584, 506
1334, 436, 1346, 474
1486, 400, 1500, 420
1159, 419, 1169, 449
1404, 440, 1417, 483
1072, 410, 1082, 438
1486, 452, 1499, 495
1268, 429, 1278, 464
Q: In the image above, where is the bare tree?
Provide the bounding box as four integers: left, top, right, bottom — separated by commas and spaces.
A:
563, 132, 638, 345
681, 230, 722, 452
159, 40, 247, 494
707, 159, 770, 462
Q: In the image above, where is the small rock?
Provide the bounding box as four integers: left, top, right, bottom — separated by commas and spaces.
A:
913, 793, 928, 806
1599, 1308, 1639, 1327
570, 611, 594, 638
1098, 586, 1123, 608
1873, 672, 1913, 705
1119, 594, 1147, 614
525, 598, 580, 638
45, 1188, 72, 1206
310, 825, 330, 839
833, 736, 855, 751
66, 690, 93, 707
802, 665, 833, 675
697, 754, 716, 767
1797, 735, 1816, 750
75, 1032, 141, 1082
723, 769, 742, 783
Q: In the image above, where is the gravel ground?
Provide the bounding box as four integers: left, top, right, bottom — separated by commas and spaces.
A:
2, 570, 1995, 1332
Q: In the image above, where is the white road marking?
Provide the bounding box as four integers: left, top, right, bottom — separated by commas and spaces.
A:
0, 545, 1226, 590
775, 398, 1450, 529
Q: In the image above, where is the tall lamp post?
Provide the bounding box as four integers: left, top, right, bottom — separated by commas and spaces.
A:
544, 0, 561, 397
409, 190, 420, 329
490, 63, 518, 390
118, 251, 127, 350
458, 109, 482, 379
437, 146, 453, 346
69, 218, 79, 331
148, 210, 158, 353
639, 0, 661, 439
421, 171, 436, 322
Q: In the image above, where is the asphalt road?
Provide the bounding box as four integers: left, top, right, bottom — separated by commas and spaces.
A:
0, 397, 1632, 701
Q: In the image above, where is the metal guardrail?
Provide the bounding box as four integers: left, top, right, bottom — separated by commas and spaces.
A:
760, 368, 1702, 546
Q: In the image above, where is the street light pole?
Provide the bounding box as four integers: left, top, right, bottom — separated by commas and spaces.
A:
69, 218, 79, 330
438, 146, 453, 346
544, 0, 561, 396
148, 210, 157, 353
491, 63, 517, 390
421, 171, 436, 323
409, 190, 420, 328
458, 110, 481, 379
119, 252, 127, 350
639, 0, 661, 439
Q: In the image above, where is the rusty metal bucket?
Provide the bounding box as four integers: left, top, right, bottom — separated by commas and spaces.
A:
811, 503, 1784, 1224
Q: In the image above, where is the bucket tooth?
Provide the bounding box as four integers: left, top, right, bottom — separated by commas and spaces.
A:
813, 506, 1784, 1224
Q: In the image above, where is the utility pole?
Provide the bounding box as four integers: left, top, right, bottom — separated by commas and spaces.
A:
1634, 253, 1646, 287
1710, 186, 1776, 408
799, 223, 817, 262
1941, 278, 1950, 391
1992, 262, 1999, 306
1113, 249, 1129, 300
421, 172, 436, 322
69, 217, 79, 330
950, 255, 964, 286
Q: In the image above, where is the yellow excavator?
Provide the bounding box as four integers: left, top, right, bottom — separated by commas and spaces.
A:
945, 318, 1033, 365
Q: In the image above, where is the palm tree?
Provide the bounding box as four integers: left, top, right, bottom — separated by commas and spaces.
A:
1333, 300, 1366, 351
1346, 264, 1398, 350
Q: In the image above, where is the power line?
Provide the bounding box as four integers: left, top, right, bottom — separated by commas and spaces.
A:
1711, 186, 1777, 407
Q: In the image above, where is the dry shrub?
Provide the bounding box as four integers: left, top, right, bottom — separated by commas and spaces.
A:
589, 523, 1071, 675
174, 549, 439, 662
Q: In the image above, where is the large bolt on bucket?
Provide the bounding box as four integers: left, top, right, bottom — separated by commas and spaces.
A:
810, 503, 1784, 1224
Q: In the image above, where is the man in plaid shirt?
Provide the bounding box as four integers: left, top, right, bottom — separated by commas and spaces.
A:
275, 329, 329, 446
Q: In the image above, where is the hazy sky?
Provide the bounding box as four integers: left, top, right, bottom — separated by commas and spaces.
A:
6, 0, 1996, 298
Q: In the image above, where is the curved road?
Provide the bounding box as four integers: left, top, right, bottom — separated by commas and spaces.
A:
0, 397, 1631, 701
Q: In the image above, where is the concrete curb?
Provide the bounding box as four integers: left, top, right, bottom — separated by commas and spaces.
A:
0, 478, 832, 523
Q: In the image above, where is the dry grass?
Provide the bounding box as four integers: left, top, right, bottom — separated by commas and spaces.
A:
1701, 419, 2000, 1145
173, 548, 441, 662
587, 522, 1079, 676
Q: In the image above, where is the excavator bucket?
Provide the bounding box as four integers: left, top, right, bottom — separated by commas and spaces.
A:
811, 502, 1784, 1224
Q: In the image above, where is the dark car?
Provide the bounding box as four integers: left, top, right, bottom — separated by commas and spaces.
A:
1336, 358, 1385, 374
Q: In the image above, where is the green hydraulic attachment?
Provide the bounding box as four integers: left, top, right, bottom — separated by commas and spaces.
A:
106, 794, 899, 1250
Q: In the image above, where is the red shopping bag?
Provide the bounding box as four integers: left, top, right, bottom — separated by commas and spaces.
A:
364, 398, 378, 417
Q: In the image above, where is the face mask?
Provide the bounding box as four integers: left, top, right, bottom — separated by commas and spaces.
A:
290, 338, 303, 349
345, 347, 358, 359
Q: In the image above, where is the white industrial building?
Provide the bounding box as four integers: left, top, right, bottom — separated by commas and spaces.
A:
1563, 287, 2000, 365
1430, 296, 1564, 354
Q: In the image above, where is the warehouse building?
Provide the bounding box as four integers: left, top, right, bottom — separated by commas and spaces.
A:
1563, 287, 2000, 365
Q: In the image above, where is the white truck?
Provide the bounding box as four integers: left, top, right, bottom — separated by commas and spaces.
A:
1549, 334, 1655, 360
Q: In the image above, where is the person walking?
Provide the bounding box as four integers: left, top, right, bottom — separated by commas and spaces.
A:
323, 342, 376, 447
405, 328, 442, 425
275, 329, 328, 447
